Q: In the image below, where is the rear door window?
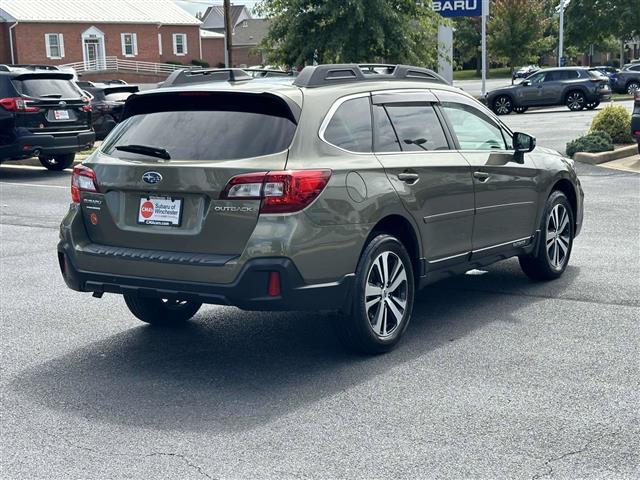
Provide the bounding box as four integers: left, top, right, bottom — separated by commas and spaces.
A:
323, 96, 372, 152
12, 78, 83, 99
102, 93, 297, 161
383, 104, 449, 152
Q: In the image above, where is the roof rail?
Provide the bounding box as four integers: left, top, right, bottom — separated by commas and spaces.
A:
161, 68, 253, 87
293, 64, 449, 88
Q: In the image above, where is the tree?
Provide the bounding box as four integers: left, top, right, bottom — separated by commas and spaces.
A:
488, 0, 547, 83
256, 0, 441, 68
453, 17, 481, 73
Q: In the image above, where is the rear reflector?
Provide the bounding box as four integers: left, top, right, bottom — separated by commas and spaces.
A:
268, 272, 281, 297
220, 169, 332, 214
71, 164, 98, 203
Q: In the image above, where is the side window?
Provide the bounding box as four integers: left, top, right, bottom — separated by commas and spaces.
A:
442, 102, 507, 151
630, 65, 640, 72
323, 96, 372, 153
373, 105, 401, 152
544, 71, 559, 82
528, 72, 545, 84
383, 104, 449, 152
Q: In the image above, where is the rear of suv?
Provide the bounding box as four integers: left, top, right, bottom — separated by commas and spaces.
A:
0, 65, 94, 170
58, 64, 583, 354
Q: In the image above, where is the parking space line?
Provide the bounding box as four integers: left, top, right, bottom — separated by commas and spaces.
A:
0, 181, 67, 189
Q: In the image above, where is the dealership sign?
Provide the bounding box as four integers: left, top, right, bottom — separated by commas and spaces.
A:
432, 0, 482, 17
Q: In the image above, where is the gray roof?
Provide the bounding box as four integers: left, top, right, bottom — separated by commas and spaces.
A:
233, 19, 270, 46
201, 5, 250, 30
0, 0, 201, 25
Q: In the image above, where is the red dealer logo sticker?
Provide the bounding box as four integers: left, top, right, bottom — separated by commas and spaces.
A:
140, 201, 154, 219
89, 213, 98, 225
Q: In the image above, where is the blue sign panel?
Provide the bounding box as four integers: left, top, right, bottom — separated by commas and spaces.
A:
433, 0, 483, 17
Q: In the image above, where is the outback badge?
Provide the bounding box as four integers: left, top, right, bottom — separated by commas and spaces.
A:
142, 171, 163, 184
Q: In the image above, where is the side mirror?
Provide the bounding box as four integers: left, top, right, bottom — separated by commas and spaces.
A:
513, 132, 535, 162
514, 132, 536, 152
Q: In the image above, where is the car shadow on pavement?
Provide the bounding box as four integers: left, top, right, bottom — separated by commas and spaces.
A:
10, 262, 577, 433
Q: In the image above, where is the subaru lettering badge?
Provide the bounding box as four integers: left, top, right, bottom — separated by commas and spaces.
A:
142, 171, 163, 184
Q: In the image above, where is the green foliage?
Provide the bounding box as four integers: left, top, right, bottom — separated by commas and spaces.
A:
190, 59, 210, 68
488, 0, 547, 80
565, 131, 613, 157
566, 0, 640, 49
590, 105, 634, 144
453, 17, 481, 70
255, 0, 440, 67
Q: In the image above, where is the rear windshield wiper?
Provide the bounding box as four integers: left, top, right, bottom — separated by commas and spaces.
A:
39, 94, 63, 98
115, 144, 171, 160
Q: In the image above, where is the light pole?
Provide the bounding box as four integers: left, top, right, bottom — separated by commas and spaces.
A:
558, 0, 565, 67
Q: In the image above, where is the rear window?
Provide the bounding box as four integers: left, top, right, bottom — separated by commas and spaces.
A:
13, 78, 83, 99
102, 93, 297, 161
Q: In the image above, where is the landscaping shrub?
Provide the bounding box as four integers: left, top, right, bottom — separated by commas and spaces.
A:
590, 104, 633, 144
190, 59, 210, 68
566, 131, 613, 157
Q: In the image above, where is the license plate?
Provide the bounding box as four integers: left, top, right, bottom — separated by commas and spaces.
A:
138, 196, 182, 226
54, 110, 70, 120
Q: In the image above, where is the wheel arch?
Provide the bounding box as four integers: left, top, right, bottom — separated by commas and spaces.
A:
562, 86, 588, 103
363, 214, 422, 282
550, 177, 578, 230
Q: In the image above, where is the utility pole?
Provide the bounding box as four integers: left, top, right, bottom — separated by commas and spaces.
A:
558, 0, 565, 67
224, 0, 233, 67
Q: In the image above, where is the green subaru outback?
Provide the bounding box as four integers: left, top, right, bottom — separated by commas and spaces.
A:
58, 64, 584, 354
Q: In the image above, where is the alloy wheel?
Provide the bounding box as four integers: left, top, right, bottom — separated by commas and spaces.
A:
627, 82, 640, 95
546, 204, 571, 270
364, 251, 408, 338
494, 96, 512, 115
567, 93, 585, 110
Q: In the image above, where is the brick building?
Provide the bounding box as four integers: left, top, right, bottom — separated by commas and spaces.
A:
0, 0, 201, 68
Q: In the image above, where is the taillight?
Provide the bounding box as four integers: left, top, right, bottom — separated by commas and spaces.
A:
71, 164, 98, 203
220, 169, 332, 214
0, 97, 40, 112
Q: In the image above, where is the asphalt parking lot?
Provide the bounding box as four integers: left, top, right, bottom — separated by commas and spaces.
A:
1, 105, 639, 479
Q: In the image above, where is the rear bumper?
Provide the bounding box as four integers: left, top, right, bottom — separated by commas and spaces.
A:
0, 130, 95, 160
57, 243, 354, 312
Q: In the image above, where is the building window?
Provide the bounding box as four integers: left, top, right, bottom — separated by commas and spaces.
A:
158, 33, 163, 55
45, 33, 64, 59
172, 33, 187, 56
121, 33, 138, 57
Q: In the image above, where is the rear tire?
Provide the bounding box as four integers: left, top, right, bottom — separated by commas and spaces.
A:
585, 101, 600, 110
565, 91, 586, 111
519, 191, 574, 281
124, 295, 202, 326
514, 106, 528, 114
39, 153, 75, 171
627, 81, 640, 95
334, 234, 415, 354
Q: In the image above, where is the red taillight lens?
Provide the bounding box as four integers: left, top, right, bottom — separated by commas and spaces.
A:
71, 164, 98, 203
0, 97, 40, 112
220, 169, 332, 214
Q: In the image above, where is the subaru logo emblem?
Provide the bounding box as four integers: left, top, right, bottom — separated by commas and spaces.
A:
58, 100, 67, 106
142, 171, 162, 184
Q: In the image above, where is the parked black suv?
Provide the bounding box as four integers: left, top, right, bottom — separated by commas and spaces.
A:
80, 83, 139, 139
612, 63, 640, 95
484, 67, 611, 115
0, 65, 94, 170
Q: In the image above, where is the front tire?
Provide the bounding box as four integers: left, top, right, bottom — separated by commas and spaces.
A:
334, 234, 415, 354
124, 295, 202, 326
39, 153, 75, 171
492, 95, 513, 115
519, 191, 574, 281
565, 91, 586, 111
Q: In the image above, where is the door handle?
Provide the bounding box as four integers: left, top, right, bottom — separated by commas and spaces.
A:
473, 171, 490, 182
397, 172, 419, 183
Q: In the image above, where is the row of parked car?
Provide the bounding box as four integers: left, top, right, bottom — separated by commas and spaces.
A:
485, 63, 640, 116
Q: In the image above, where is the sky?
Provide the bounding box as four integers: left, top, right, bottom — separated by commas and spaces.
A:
174, 0, 261, 17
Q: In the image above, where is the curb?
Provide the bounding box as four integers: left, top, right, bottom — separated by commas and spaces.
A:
574, 144, 638, 165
